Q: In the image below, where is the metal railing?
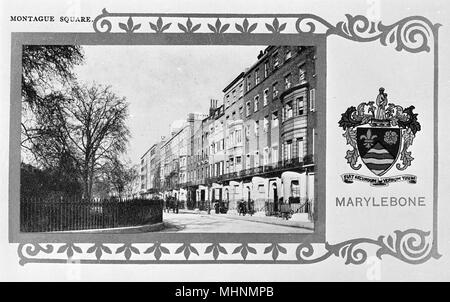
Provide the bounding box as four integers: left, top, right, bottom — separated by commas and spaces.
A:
265, 199, 314, 220
217, 155, 314, 182
20, 197, 163, 232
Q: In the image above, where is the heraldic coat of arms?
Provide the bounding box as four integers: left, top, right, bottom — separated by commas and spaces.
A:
338, 88, 421, 186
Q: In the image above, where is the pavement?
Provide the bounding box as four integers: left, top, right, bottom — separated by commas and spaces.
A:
58, 210, 314, 234
52, 222, 165, 234
160, 209, 314, 233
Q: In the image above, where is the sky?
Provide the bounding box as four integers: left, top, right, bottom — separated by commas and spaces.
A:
73, 45, 264, 165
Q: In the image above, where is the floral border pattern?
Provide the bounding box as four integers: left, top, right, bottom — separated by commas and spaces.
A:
15, 10, 441, 266
93, 9, 441, 53
18, 229, 439, 265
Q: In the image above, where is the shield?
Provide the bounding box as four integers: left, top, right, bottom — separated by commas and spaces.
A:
356, 126, 401, 176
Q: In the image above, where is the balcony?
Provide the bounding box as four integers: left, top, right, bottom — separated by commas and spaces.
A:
159, 156, 315, 190
208, 155, 315, 183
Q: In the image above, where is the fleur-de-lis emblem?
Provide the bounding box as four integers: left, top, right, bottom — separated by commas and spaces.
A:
360, 129, 377, 149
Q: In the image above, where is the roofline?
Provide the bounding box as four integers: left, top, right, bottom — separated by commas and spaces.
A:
161, 124, 189, 147
140, 143, 158, 159
244, 46, 276, 76
222, 72, 245, 93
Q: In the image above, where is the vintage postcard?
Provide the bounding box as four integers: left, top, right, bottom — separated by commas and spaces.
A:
0, 0, 449, 282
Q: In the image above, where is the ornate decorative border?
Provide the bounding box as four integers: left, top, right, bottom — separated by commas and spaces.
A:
93, 10, 440, 53
18, 229, 436, 265
13, 10, 441, 265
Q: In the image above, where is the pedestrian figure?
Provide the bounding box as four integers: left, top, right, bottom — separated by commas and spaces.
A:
168, 198, 172, 213
164, 198, 169, 213
172, 197, 175, 213
238, 201, 247, 216
214, 202, 220, 214
175, 198, 179, 214
248, 200, 254, 216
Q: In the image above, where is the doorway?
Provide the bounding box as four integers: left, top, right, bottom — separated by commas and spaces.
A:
200, 190, 205, 201
272, 183, 278, 212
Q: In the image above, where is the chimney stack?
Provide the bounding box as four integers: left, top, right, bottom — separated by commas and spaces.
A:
209, 99, 219, 117
257, 50, 264, 60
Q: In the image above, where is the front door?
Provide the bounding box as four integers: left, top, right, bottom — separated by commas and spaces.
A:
201, 190, 205, 201
273, 185, 278, 212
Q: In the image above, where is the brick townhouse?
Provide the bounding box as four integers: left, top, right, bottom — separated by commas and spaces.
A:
140, 45, 317, 218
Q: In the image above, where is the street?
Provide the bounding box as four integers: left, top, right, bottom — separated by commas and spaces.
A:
160, 211, 313, 233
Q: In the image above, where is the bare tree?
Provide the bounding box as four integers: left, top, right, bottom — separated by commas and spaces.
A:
22, 83, 130, 200
22, 45, 84, 108
103, 157, 139, 199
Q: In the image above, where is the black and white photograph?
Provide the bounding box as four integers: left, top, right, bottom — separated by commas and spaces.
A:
20, 44, 318, 234
1, 0, 449, 283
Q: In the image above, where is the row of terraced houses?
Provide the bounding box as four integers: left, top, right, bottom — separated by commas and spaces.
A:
139, 45, 317, 217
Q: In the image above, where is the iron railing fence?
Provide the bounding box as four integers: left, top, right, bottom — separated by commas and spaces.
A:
20, 197, 163, 232
265, 198, 314, 220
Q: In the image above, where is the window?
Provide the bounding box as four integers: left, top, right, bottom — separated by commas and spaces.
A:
254, 95, 259, 112
264, 61, 269, 78
310, 88, 316, 111
297, 137, 305, 159
290, 180, 301, 198
258, 184, 265, 194
285, 140, 292, 161
246, 101, 251, 116
263, 147, 269, 165
236, 129, 242, 143
254, 120, 259, 135
297, 96, 305, 115
245, 125, 250, 138
312, 128, 315, 157
284, 73, 292, 89
263, 89, 269, 106
247, 75, 252, 91
239, 106, 244, 116
263, 116, 269, 132
272, 146, 279, 164
254, 151, 260, 167
246, 154, 251, 169
236, 156, 242, 165
272, 82, 278, 98
299, 64, 306, 83
273, 52, 279, 68
225, 94, 230, 107
255, 69, 260, 85
285, 101, 293, 119
271, 111, 279, 128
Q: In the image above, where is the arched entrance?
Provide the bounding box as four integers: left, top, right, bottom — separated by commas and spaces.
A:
272, 182, 278, 212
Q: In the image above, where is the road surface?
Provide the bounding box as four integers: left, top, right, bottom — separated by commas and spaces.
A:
161, 212, 313, 233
